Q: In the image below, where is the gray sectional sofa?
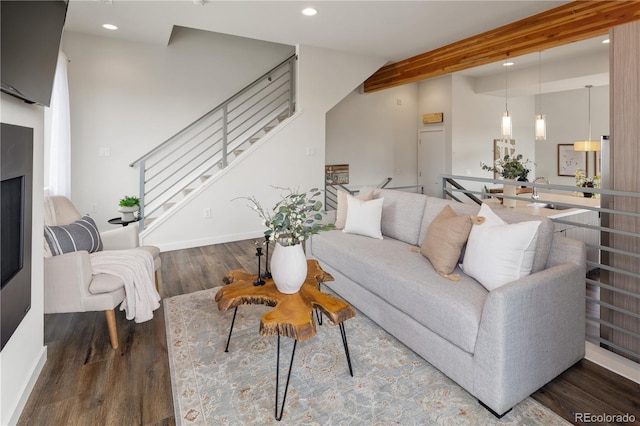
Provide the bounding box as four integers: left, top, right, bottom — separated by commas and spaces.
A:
307, 188, 586, 416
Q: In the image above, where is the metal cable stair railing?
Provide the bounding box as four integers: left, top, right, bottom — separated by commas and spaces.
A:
129, 54, 297, 229
324, 176, 424, 211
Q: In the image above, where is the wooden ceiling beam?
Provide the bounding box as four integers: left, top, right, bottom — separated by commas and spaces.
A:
363, 1, 640, 93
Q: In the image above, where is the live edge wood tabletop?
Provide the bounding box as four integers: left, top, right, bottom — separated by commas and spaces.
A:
215, 259, 355, 342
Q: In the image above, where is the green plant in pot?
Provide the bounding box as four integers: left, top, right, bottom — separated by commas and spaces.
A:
481, 154, 531, 208
481, 154, 531, 180
241, 187, 334, 294
575, 168, 600, 198
118, 195, 140, 222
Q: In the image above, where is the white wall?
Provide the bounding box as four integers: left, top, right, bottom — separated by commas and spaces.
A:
326, 83, 419, 189
0, 94, 48, 426
534, 85, 609, 186
61, 28, 294, 229
328, 73, 538, 196
141, 45, 387, 250
328, 73, 609, 196
451, 74, 536, 193
417, 75, 452, 173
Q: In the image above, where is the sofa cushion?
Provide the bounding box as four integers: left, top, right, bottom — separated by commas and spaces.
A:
462, 203, 541, 291
419, 198, 480, 244
372, 189, 427, 246
420, 205, 474, 277
311, 230, 488, 354
343, 196, 384, 239
335, 189, 373, 230
419, 198, 553, 273
488, 207, 553, 273
44, 215, 103, 256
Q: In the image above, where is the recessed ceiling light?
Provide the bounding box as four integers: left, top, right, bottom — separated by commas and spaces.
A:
302, 7, 318, 16
102, 24, 118, 30
602, 38, 610, 44
503, 61, 515, 67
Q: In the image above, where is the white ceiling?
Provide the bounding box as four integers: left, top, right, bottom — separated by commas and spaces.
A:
65, 0, 571, 64
64, 0, 610, 90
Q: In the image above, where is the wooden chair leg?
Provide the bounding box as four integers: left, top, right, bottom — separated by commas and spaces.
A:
105, 310, 119, 349
155, 270, 160, 292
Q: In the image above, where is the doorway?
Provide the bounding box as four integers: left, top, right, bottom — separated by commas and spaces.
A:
418, 129, 446, 197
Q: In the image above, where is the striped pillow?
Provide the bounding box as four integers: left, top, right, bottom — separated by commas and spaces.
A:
44, 215, 103, 256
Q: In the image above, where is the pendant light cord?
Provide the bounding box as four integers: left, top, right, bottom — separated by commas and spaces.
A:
587, 85, 593, 141
504, 60, 508, 111
538, 52, 543, 115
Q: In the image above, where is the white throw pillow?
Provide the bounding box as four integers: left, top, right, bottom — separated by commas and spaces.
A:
462, 203, 541, 291
335, 189, 373, 230
342, 196, 384, 239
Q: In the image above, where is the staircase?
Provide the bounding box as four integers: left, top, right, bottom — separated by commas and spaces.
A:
129, 54, 297, 229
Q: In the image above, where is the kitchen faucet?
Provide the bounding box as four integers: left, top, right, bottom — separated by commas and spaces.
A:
532, 177, 549, 200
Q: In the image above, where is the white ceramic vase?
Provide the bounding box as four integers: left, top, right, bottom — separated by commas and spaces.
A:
118, 205, 139, 222
502, 179, 517, 208
270, 242, 308, 294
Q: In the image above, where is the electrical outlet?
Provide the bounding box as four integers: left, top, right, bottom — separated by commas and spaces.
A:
90, 203, 97, 212
98, 147, 111, 157
203, 207, 211, 218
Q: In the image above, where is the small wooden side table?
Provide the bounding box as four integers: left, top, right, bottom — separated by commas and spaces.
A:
215, 259, 355, 421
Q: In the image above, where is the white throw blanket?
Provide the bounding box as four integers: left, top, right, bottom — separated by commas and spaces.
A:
90, 249, 160, 323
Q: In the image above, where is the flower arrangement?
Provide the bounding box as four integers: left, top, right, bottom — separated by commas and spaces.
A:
575, 168, 600, 188
481, 154, 531, 180
243, 187, 334, 247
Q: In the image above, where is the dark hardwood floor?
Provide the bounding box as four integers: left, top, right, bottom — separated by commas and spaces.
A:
18, 239, 640, 425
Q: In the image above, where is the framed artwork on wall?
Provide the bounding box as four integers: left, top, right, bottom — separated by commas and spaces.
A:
557, 144, 587, 177
325, 164, 349, 185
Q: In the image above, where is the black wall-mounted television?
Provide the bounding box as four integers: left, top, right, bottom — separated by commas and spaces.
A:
1, 0, 68, 107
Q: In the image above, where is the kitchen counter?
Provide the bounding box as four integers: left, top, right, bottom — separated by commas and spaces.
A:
483, 191, 600, 219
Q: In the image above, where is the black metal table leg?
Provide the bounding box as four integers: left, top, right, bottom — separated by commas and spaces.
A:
314, 283, 324, 325
275, 334, 297, 421
224, 307, 238, 352
339, 322, 354, 377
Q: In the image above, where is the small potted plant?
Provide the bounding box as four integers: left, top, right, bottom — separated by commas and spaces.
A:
241, 187, 334, 293
575, 168, 600, 198
481, 154, 531, 181
118, 195, 140, 222
481, 154, 531, 208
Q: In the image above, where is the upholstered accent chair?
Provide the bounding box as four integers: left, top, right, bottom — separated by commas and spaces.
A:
43, 196, 161, 349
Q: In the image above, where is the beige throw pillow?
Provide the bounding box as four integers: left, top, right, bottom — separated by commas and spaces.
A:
420, 205, 474, 279
335, 189, 373, 229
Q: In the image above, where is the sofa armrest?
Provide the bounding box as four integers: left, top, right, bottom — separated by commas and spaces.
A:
100, 226, 139, 250
44, 251, 94, 313
472, 259, 586, 415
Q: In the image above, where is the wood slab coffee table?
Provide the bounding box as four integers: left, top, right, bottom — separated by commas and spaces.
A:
215, 259, 355, 421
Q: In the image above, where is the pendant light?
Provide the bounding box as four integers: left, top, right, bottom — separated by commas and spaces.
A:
501, 60, 512, 140
535, 51, 546, 140
573, 85, 600, 152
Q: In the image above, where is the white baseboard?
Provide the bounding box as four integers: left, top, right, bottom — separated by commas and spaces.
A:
8, 346, 47, 425
156, 231, 265, 252
585, 341, 640, 384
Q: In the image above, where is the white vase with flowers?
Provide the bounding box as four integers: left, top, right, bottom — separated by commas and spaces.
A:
241, 187, 334, 294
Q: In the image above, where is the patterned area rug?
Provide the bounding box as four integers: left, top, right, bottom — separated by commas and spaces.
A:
165, 287, 569, 425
